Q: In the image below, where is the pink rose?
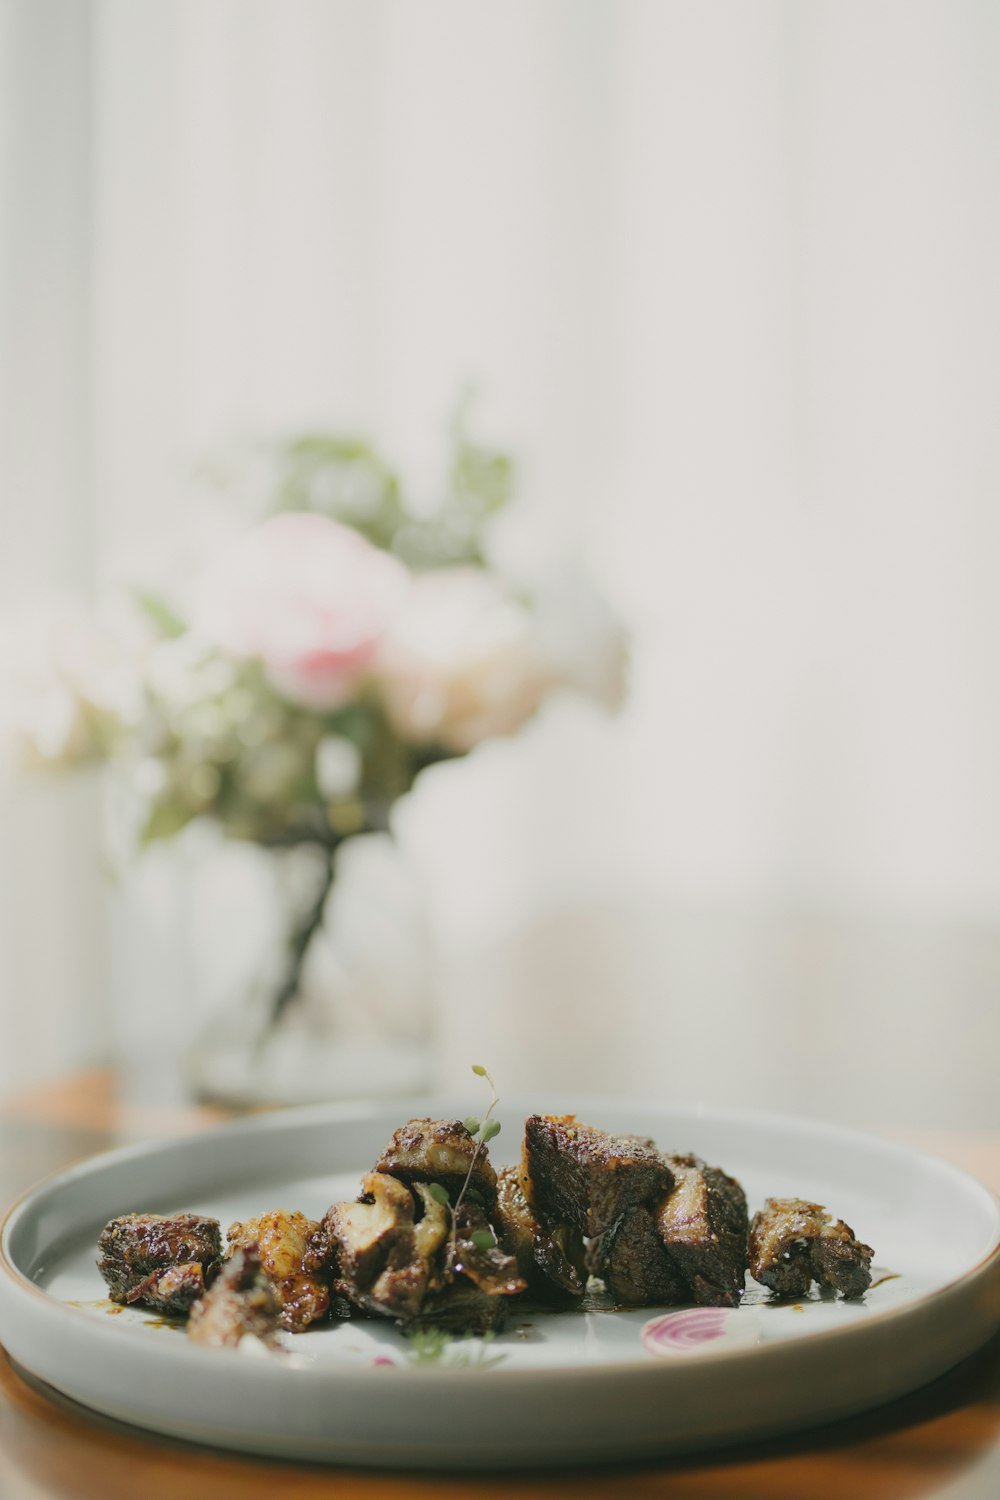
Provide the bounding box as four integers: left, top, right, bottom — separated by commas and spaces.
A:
196, 513, 407, 709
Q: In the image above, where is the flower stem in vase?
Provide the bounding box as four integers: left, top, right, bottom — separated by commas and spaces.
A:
267, 840, 337, 1032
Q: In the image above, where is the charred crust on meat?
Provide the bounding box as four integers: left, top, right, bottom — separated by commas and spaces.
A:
750, 1197, 874, 1300
520, 1114, 674, 1244
226, 1210, 331, 1332
654, 1154, 749, 1308
97, 1212, 222, 1314
375, 1118, 499, 1205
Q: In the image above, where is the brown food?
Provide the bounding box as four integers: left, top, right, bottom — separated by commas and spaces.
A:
494, 1165, 586, 1301
96, 1111, 877, 1343
417, 1278, 511, 1333
187, 1248, 282, 1348
656, 1154, 749, 1307
97, 1212, 222, 1314
310, 1161, 525, 1329
750, 1197, 874, 1300
601, 1203, 688, 1307
226, 1210, 330, 1332
520, 1114, 673, 1243
310, 1172, 422, 1315
449, 1200, 526, 1298
375, 1117, 498, 1204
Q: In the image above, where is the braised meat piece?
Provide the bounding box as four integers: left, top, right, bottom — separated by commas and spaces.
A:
417, 1278, 511, 1333
656, 1154, 749, 1307
601, 1203, 688, 1307
375, 1118, 498, 1205
227, 1210, 330, 1332
97, 1212, 222, 1314
309, 1171, 452, 1322
520, 1115, 673, 1243
310, 1142, 526, 1331
449, 1199, 526, 1298
310, 1172, 423, 1318
750, 1198, 874, 1300
494, 1165, 586, 1301
811, 1218, 875, 1298
187, 1248, 282, 1348
748, 1197, 821, 1296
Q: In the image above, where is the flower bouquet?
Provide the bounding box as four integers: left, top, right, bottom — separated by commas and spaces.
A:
3, 415, 625, 1101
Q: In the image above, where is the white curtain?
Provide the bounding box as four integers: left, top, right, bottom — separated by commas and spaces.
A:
2, 1, 999, 1124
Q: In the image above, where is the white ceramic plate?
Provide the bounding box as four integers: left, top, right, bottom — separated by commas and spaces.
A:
2, 1096, 999, 1469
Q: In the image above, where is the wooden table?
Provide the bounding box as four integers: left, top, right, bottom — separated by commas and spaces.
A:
3, 1072, 1000, 1500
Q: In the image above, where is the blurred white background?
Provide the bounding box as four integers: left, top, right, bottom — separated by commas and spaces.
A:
2, 0, 999, 1128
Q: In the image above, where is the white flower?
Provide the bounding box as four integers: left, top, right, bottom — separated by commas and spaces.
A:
0, 600, 146, 770
194, 512, 408, 711
375, 568, 552, 753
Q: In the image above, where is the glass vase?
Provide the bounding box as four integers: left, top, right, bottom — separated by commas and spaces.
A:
185, 830, 434, 1108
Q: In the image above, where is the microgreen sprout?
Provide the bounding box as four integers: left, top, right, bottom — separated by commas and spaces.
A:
427, 1182, 451, 1206
447, 1064, 502, 1262
404, 1327, 504, 1370
405, 1326, 452, 1364
470, 1229, 496, 1251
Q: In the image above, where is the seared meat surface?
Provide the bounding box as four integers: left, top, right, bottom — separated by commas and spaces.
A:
656, 1154, 749, 1307
521, 1115, 673, 1243
750, 1197, 874, 1299
227, 1210, 330, 1331
375, 1118, 498, 1204
601, 1203, 688, 1307
515, 1115, 748, 1308
187, 1248, 282, 1348
309, 1159, 526, 1330
97, 1212, 221, 1314
494, 1165, 586, 1301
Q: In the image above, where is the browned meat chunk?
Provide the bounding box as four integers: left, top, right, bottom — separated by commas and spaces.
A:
417, 1278, 511, 1333
449, 1200, 526, 1298
375, 1118, 498, 1204
97, 1212, 222, 1314
520, 1115, 673, 1243
310, 1134, 526, 1332
494, 1165, 586, 1301
226, 1210, 330, 1332
656, 1155, 748, 1307
309, 1172, 422, 1317
187, 1248, 282, 1348
750, 1198, 874, 1300
811, 1220, 875, 1298
601, 1203, 688, 1307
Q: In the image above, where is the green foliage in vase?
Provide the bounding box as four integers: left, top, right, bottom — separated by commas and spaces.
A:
270, 392, 514, 570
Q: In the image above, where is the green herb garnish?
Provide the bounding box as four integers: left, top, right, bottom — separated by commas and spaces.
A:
448, 1065, 502, 1260
404, 1327, 504, 1370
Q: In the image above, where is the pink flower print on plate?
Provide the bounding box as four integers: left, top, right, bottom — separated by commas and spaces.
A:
641, 1307, 760, 1357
